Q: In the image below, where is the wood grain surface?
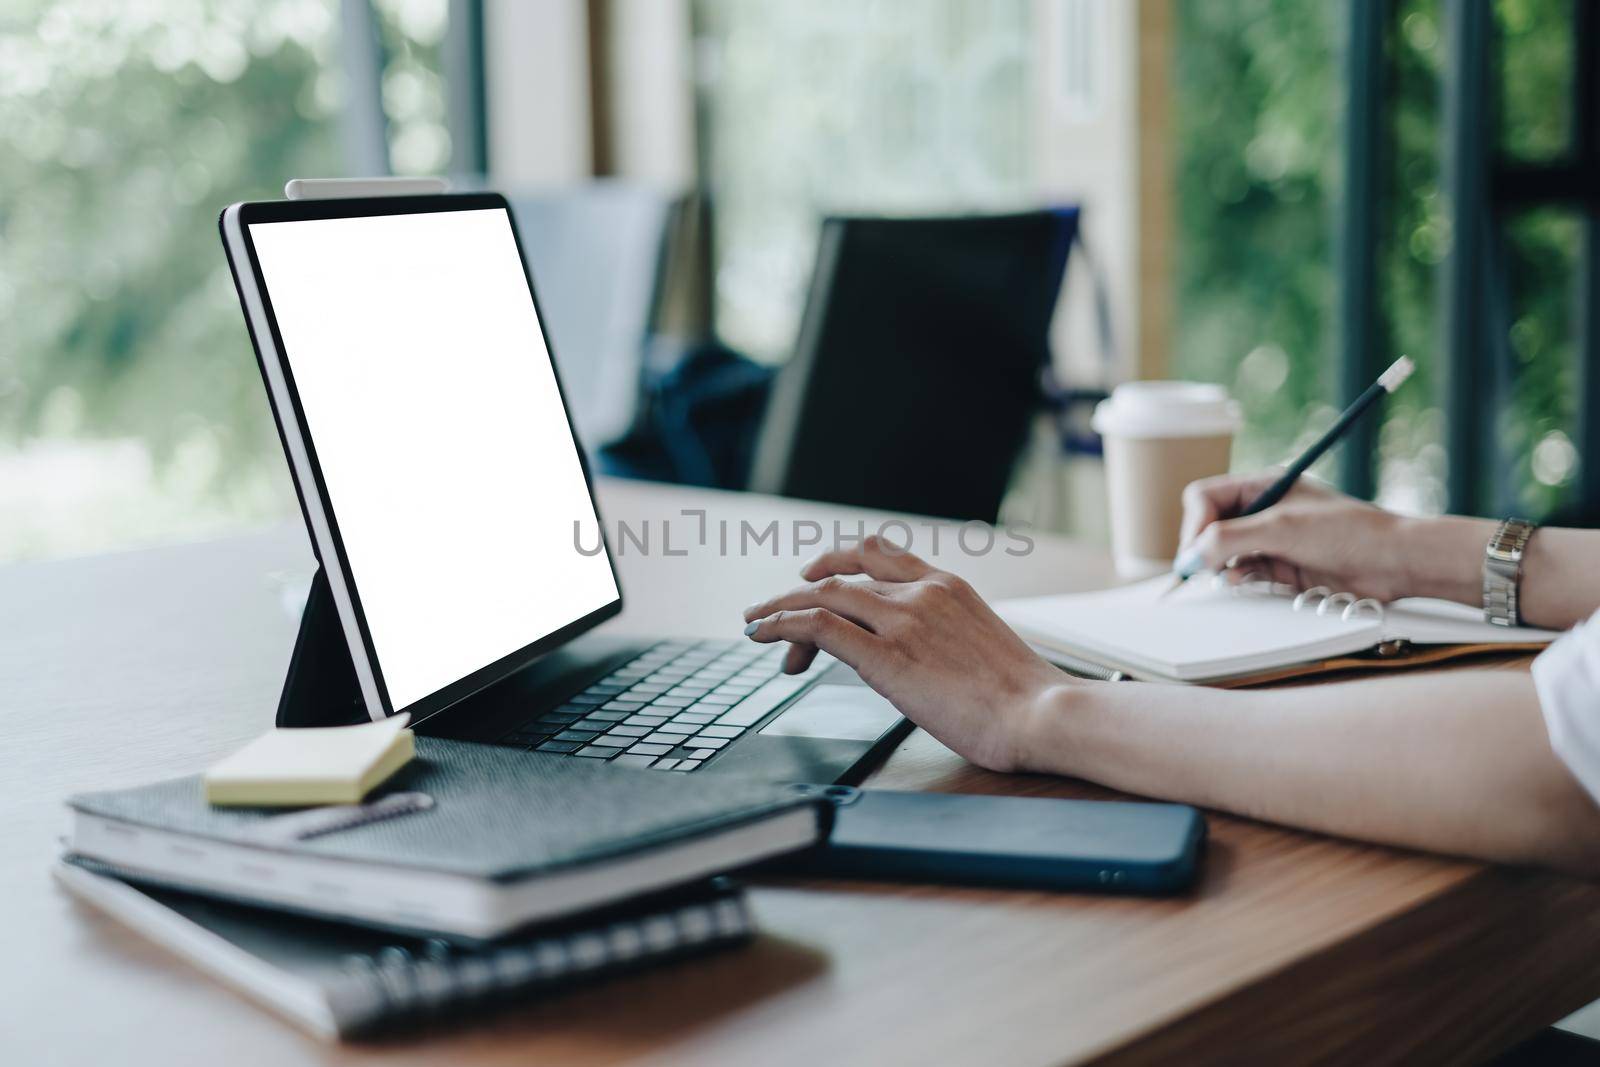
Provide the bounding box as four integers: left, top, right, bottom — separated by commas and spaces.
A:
3, 479, 1598, 1067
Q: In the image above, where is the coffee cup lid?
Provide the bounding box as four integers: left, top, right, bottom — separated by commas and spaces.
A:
1091, 381, 1242, 439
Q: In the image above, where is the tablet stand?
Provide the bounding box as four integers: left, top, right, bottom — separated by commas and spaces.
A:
273, 175, 446, 729
277, 567, 369, 728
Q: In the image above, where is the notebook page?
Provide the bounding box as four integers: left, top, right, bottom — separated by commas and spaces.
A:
1382, 598, 1562, 645
997, 578, 1383, 681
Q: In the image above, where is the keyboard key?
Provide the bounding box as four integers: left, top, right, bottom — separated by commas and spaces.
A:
685, 749, 720, 761
654, 722, 699, 736
536, 740, 583, 753
502, 731, 548, 745
698, 725, 743, 739
697, 693, 740, 706
624, 714, 668, 727
609, 724, 650, 738
673, 712, 717, 725
613, 754, 656, 768
573, 746, 616, 758
585, 710, 631, 723
555, 729, 599, 743
575, 716, 621, 731
673, 759, 703, 772
651, 696, 694, 708
534, 712, 581, 727
627, 743, 673, 756
650, 759, 680, 770
684, 736, 730, 749
591, 735, 633, 748
585, 683, 626, 695
644, 731, 688, 746
567, 693, 606, 706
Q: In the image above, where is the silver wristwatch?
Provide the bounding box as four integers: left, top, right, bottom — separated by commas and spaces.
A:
1483, 518, 1537, 627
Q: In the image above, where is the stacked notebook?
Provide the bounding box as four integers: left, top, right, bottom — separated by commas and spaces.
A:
60, 736, 825, 1038
56, 860, 752, 1040
65, 736, 821, 940
997, 577, 1559, 686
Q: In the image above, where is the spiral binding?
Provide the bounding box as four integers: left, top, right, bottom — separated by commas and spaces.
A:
337, 891, 752, 1033
1215, 576, 1386, 624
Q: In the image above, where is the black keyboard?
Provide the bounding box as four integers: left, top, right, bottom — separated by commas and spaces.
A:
496, 639, 824, 772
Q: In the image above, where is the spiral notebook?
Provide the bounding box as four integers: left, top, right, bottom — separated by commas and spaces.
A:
55, 859, 752, 1041
997, 577, 1560, 686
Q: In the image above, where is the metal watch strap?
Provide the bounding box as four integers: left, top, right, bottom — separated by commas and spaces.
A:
1483, 518, 1536, 627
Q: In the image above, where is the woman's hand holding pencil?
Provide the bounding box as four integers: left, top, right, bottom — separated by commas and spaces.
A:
1164, 356, 1414, 591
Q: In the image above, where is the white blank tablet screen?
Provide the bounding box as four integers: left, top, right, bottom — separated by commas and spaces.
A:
249, 208, 619, 712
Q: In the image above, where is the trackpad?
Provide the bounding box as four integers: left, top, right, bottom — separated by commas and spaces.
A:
760, 685, 903, 742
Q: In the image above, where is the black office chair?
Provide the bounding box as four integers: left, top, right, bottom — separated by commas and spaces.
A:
504, 182, 678, 452
747, 210, 1078, 522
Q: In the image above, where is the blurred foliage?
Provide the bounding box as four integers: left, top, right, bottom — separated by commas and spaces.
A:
373, 0, 451, 174
0, 0, 449, 560
1171, 0, 1582, 517
1497, 0, 1573, 159
1171, 0, 1340, 478
0, 1, 344, 548
1493, 0, 1582, 517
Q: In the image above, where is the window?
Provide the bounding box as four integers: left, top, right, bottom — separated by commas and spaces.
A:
691, 0, 1033, 361
374, 0, 452, 175
0, 0, 460, 564
1170, 0, 1341, 481
1171, 0, 1590, 519
0, 2, 343, 561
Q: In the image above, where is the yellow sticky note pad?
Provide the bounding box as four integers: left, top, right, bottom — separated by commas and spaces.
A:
204, 715, 415, 807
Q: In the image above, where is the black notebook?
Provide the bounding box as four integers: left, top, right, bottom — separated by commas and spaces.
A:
56, 859, 752, 1040
66, 737, 822, 939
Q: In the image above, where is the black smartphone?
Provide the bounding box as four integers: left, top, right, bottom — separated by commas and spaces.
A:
772, 786, 1206, 895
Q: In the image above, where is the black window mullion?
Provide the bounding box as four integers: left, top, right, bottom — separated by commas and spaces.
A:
1336, 0, 1393, 500
1571, 0, 1600, 519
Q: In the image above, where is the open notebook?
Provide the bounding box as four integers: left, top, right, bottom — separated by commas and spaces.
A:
997, 577, 1560, 686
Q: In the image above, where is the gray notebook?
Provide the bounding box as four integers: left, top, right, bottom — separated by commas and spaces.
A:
66, 736, 822, 939
56, 860, 752, 1041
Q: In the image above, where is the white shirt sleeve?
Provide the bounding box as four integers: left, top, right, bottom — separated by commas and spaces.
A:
1533, 608, 1600, 806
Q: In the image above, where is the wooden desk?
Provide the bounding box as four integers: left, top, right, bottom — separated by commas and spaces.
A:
5, 479, 1600, 1066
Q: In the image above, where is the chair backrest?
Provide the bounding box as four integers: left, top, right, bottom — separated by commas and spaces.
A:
504, 182, 676, 450
748, 210, 1077, 522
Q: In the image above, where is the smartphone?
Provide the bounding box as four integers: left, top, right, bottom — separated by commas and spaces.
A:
772, 785, 1206, 895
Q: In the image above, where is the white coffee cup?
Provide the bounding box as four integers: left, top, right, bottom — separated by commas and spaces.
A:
1091, 382, 1242, 578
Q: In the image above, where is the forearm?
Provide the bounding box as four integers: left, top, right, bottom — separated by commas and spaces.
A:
1021, 672, 1600, 872
1398, 516, 1600, 629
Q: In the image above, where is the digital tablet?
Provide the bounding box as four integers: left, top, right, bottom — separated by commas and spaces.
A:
220, 193, 623, 724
